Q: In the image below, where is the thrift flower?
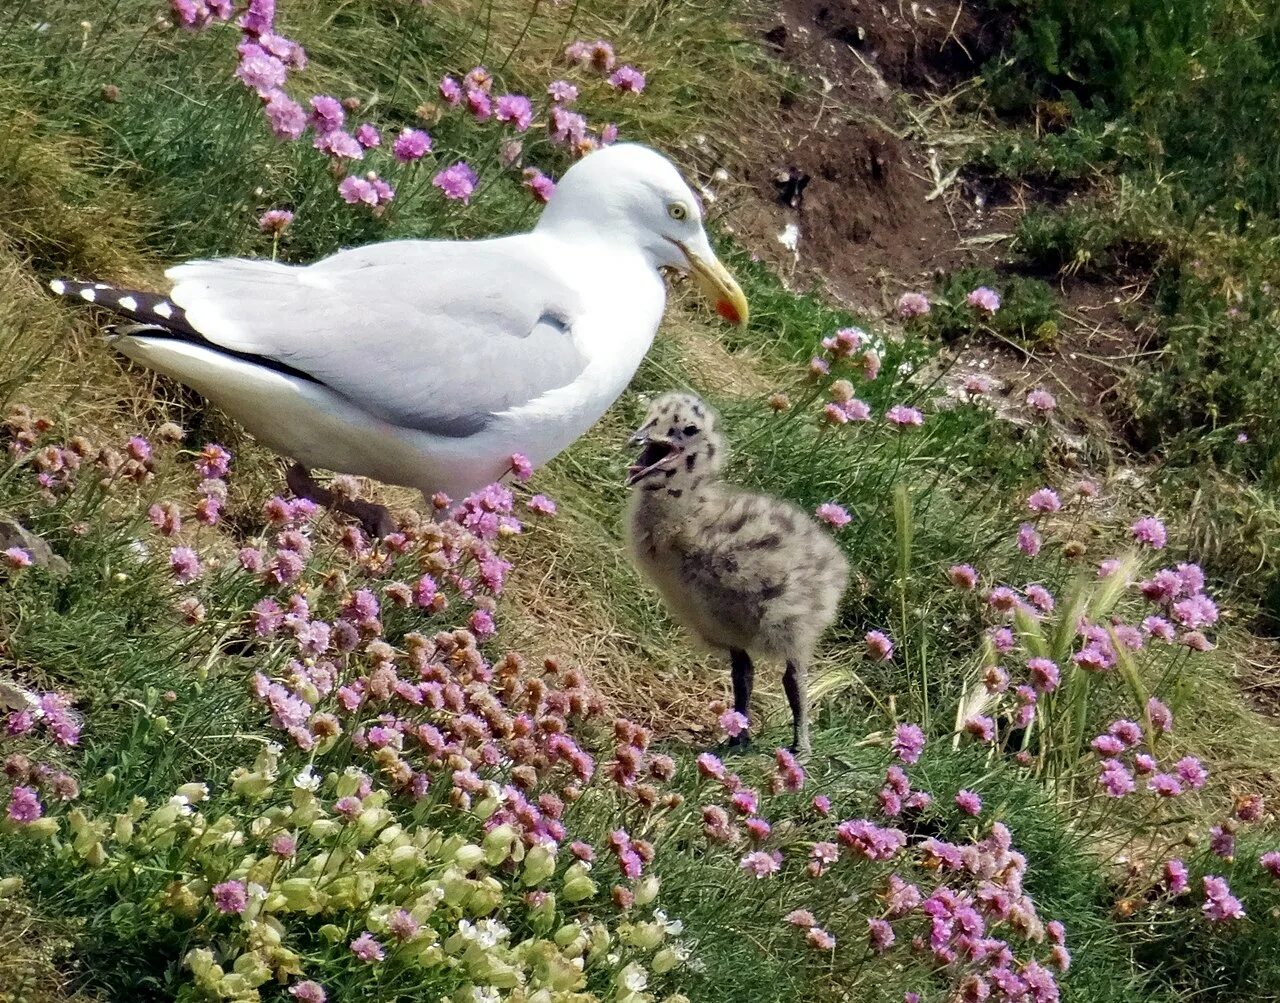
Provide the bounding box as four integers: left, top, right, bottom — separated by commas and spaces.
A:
816, 503, 851, 528
868, 917, 895, 952
7, 786, 42, 823
865, 630, 894, 661
897, 292, 930, 318
886, 405, 924, 428
1260, 851, 1280, 878
548, 80, 578, 102
3, 547, 33, 569
955, 790, 982, 815
309, 95, 344, 132
259, 209, 293, 234
1149, 774, 1183, 798
719, 710, 749, 737
354, 123, 380, 148
169, 547, 201, 583
522, 168, 556, 203
785, 909, 815, 927
609, 66, 646, 92
439, 75, 462, 103
290, 983, 326, 1003
949, 564, 978, 589
1202, 875, 1245, 921
740, 849, 782, 878
212, 880, 248, 914
495, 94, 534, 130
393, 128, 432, 162
1165, 859, 1189, 895
1027, 488, 1062, 513
1175, 756, 1208, 790
1026, 388, 1057, 412
509, 453, 533, 481
892, 723, 925, 764
967, 286, 1001, 313
807, 927, 836, 950
527, 494, 557, 515
1017, 523, 1042, 557
1131, 516, 1168, 549
433, 162, 478, 203
350, 931, 385, 962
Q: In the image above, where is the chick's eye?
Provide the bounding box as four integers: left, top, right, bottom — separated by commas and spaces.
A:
682, 424, 699, 436
667, 202, 688, 221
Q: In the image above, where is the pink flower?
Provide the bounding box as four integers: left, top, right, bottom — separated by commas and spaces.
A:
955, 790, 982, 816
897, 292, 930, 318
967, 286, 1001, 313
7, 786, 42, 822
1202, 876, 1245, 921
548, 80, 578, 103
289, 982, 326, 1003
719, 710, 749, 737
837, 819, 906, 860
1143, 617, 1176, 642
549, 106, 587, 145
1099, 759, 1135, 797
745, 817, 772, 841
468, 609, 495, 638
522, 168, 556, 203
1017, 523, 1042, 557
235, 44, 287, 95
463, 66, 492, 92
1025, 584, 1054, 612
892, 723, 924, 764
964, 715, 995, 742
806, 927, 836, 950
195, 443, 231, 479
1027, 657, 1060, 693
527, 494, 557, 515
393, 128, 432, 162
3, 547, 33, 569
509, 453, 534, 481
350, 931, 385, 962
865, 630, 894, 661
1148, 773, 1183, 798
1209, 826, 1235, 859
1164, 858, 1189, 894
964, 374, 994, 395
308, 95, 344, 132
608, 65, 646, 92
495, 94, 534, 130
1175, 756, 1208, 790
1027, 488, 1061, 513
433, 162, 478, 203
812, 795, 831, 816
816, 502, 851, 528
1131, 516, 1167, 549
354, 123, 381, 148
696, 752, 725, 780
740, 849, 782, 878
389, 909, 420, 941
465, 88, 492, 121
169, 547, 201, 583
212, 880, 248, 914
868, 917, 895, 952
1026, 388, 1057, 412
949, 564, 978, 589
885, 405, 924, 428
258, 209, 294, 233
271, 833, 297, 857
1260, 851, 1280, 878
338, 177, 377, 206
785, 909, 815, 927
439, 75, 462, 104
314, 130, 363, 160
822, 327, 864, 357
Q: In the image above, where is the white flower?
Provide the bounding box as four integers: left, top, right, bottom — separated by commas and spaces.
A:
293, 766, 320, 791
620, 963, 648, 992
167, 795, 194, 816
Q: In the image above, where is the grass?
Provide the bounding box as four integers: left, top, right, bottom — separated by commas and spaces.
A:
2, 0, 1280, 1001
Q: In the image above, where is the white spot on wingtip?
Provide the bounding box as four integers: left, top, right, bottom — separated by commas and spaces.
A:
94, 283, 109, 290
118, 295, 138, 311
154, 302, 174, 319
79, 288, 96, 303
49, 280, 66, 295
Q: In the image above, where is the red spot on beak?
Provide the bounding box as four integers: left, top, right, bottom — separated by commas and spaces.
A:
716, 299, 741, 325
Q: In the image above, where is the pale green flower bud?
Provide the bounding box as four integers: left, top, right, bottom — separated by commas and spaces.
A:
634, 875, 660, 906
522, 842, 557, 887
473, 795, 500, 820
553, 923, 582, 949
483, 824, 517, 866
652, 947, 683, 975
176, 782, 210, 804
454, 842, 485, 871
318, 923, 343, 943
308, 818, 342, 840
465, 876, 503, 915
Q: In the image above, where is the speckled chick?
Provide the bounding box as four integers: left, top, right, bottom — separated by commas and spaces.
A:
624, 391, 849, 754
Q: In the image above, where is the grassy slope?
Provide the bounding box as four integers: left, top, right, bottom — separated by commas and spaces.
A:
1, 1, 1280, 1000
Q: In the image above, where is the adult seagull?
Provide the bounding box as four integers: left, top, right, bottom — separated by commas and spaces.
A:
50, 143, 748, 534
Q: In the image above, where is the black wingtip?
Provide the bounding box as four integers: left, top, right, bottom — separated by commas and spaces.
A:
49, 278, 193, 332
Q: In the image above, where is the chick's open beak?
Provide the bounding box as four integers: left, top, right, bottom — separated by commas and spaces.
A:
675, 237, 749, 328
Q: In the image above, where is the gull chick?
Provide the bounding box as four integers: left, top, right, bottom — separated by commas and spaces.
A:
49, 143, 749, 535
624, 392, 848, 754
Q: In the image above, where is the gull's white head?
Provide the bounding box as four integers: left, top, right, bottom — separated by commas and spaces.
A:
535, 143, 749, 327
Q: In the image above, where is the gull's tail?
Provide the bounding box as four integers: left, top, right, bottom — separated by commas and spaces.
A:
48, 278, 197, 338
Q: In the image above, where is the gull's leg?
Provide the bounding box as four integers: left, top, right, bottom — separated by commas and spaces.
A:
783, 659, 810, 758
728, 648, 754, 750
285, 462, 397, 538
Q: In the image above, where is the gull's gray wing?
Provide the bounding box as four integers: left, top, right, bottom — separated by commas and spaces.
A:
164, 236, 588, 437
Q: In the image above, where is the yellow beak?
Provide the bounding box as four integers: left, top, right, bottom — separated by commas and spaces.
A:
679, 241, 749, 328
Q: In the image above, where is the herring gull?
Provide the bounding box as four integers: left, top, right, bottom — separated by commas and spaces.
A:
50, 143, 748, 534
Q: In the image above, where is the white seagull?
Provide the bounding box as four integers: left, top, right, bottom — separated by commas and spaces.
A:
50, 143, 748, 534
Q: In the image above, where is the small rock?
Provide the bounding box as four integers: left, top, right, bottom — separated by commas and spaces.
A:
0, 516, 70, 576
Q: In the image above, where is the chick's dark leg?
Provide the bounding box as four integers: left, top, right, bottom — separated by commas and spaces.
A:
729, 648, 754, 749
783, 659, 810, 757
285, 462, 397, 538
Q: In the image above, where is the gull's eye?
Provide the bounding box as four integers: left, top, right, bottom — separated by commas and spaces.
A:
667, 201, 688, 221
682, 424, 699, 436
